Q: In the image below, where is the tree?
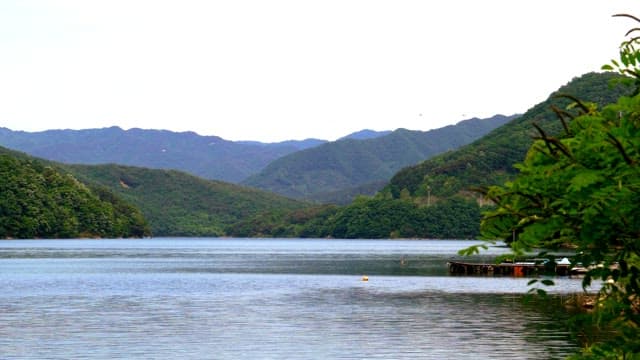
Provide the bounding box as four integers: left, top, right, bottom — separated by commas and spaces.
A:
467, 15, 640, 358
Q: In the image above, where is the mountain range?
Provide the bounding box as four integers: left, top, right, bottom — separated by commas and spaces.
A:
0, 127, 323, 183
0, 120, 511, 204
0, 127, 392, 184
2, 71, 629, 239
243, 115, 515, 202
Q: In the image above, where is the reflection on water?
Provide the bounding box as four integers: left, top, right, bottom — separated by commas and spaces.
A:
0, 239, 582, 359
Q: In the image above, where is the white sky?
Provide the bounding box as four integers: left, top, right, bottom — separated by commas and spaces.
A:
0, 1, 637, 142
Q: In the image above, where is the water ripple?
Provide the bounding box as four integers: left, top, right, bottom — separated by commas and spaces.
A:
0, 239, 580, 359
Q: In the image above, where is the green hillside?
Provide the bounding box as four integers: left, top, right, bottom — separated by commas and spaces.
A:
383, 72, 633, 201
243, 115, 514, 203
227, 196, 481, 239
65, 164, 307, 236
0, 147, 150, 239
306, 180, 388, 205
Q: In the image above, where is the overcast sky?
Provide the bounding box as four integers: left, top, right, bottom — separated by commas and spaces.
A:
1, 1, 637, 142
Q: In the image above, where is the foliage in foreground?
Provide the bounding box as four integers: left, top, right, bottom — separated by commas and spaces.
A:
474, 22, 640, 356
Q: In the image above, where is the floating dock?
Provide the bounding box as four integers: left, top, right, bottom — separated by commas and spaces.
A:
447, 260, 573, 276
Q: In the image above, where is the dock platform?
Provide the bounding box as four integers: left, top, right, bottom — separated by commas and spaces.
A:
447, 260, 572, 276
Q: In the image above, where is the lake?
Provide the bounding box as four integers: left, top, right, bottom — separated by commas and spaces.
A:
0, 238, 588, 359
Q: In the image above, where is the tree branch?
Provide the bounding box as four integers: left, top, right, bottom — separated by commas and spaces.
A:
532, 123, 556, 156
551, 105, 573, 136
606, 133, 636, 165
547, 138, 574, 160
614, 13, 640, 23
553, 93, 590, 114
624, 28, 640, 37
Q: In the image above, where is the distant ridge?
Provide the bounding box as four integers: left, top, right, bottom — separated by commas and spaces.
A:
0, 126, 323, 183
243, 115, 515, 203
236, 138, 327, 149
339, 129, 392, 141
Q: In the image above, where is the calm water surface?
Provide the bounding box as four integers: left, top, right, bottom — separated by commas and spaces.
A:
0, 238, 587, 359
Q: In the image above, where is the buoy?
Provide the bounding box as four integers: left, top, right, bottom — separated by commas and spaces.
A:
362, 275, 369, 282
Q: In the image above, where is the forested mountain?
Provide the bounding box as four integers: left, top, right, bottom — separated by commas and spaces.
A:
0, 147, 150, 239
65, 164, 307, 237
306, 180, 389, 205
383, 72, 633, 202
227, 196, 481, 239
229, 72, 634, 239
0, 126, 326, 183
243, 115, 515, 203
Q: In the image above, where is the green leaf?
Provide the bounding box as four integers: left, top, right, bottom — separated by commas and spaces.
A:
569, 170, 603, 191
458, 244, 483, 256
621, 52, 629, 67
541, 279, 554, 286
